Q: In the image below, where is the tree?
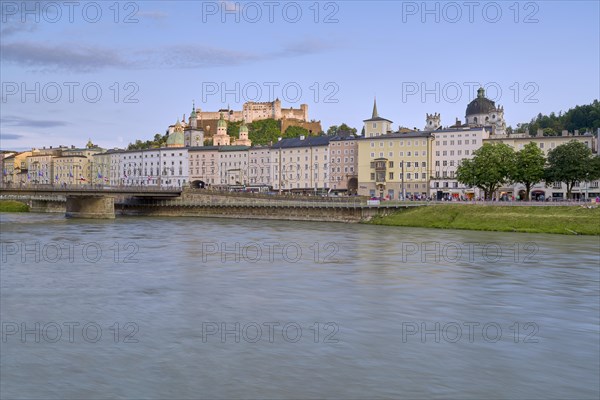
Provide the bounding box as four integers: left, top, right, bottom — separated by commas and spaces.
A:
545, 140, 600, 199
518, 100, 600, 136
248, 119, 282, 145
284, 125, 310, 138
327, 123, 357, 136
510, 142, 546, 200
456, 143, 515, 200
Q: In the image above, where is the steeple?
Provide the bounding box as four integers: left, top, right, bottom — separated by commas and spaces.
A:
372, 97, 379, 119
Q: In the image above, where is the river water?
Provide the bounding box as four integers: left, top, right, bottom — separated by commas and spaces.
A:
1, 213, 599, 399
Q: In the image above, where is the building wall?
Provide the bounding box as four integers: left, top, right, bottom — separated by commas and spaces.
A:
270, 144, 330, 192
117, 148, 189, 188
54, 156, 89, 185
358, 134, 431, 199
431, 128, 489, 198
328, 137, 358, 192
364, 119, 392, 138
248, 147, 272, 186
485, 133, 599, 199
27, 155, 54, 184
218, 148, 249, 185
188, 147, 220, 186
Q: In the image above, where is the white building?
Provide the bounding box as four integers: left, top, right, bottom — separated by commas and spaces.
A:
117, 148, 189, 188
248, 146, 272, 187
430, 127, 489, 199
270, 136, 331, 193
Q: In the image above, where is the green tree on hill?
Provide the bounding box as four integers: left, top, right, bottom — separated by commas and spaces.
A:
510, 142, 546, 200
284, 125, 310, 138
456, 143, 516, 200
128, 133, 168, 150
517, 100, 600, 136
248, 119, 282, 145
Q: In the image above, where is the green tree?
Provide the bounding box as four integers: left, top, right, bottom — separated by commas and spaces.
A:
456, 143, 516, 200
510, 142, 546, 200
327, 123, 357, 136
249, 119, 282, 145
519, 100, 600, 136
227, 120, 242, 140
545, 141, 600, 199
284, 125, 310, 138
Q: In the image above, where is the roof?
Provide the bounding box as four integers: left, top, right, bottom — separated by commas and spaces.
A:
363, 116, 393, 123
466, 88, 497, 116
271, 136, 331, 149
358, 131, 432, 140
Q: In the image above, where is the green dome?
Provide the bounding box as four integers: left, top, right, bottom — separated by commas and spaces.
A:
217, 112, 227, 128
239, 123, 248, 133
166, 131, 184, 146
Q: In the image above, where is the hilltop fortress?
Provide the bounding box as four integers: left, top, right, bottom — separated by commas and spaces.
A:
168, 99, 322, 140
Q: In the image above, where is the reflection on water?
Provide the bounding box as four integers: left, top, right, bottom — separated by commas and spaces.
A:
1, 213, 599, 399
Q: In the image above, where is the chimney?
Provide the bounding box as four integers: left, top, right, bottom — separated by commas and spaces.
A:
278, 137, 282, 141
574, 129, 579, 135
299, 135, 305, 140
537, 129, 543, 137
562, 130, 568, 136
50, 146, 52, 149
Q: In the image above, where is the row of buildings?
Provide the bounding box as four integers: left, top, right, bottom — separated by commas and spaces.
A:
3, 89, 599, 200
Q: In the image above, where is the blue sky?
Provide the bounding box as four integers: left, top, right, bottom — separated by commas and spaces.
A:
1, 0, 598, 150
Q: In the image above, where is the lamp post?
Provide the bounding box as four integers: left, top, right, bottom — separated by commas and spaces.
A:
401, 160, 405, 200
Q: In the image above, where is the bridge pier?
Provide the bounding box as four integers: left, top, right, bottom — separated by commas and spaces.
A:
65, 196, 115, 219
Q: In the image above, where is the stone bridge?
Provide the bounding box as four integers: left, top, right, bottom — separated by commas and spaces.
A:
0, 187, 426, 221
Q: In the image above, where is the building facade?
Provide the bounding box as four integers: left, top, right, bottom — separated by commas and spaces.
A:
357, 131, 432, 199
430, 127, 489, 199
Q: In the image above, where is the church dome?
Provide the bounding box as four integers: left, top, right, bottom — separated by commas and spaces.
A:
466, 87, 497, 116
239, 122, 248, 133
217, 113, 227, 128
166, 131, 184, 147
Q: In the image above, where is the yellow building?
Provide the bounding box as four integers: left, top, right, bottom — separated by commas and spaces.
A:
357, 132, 432, 199
2, 151, 33, 186
27, 154, 55, 185
363, 99, 393, 138
91, 151, 113, 186
54, 155, 90, 186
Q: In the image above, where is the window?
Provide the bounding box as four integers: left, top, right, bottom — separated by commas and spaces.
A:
389, 172, 394, 180
389, 161, 394, 168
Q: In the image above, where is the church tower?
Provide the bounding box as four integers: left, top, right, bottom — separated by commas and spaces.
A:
363, 98, 393, 137
234, 119, 252, 146
424, 113, 441, 131
212, 112, 231, 146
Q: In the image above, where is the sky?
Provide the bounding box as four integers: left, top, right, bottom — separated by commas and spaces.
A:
1, 0, 599, 151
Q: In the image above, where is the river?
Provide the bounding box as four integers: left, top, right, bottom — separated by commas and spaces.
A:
1, 213, 599, 399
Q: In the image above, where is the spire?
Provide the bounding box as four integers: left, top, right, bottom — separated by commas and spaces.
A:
372, 97, 379, 119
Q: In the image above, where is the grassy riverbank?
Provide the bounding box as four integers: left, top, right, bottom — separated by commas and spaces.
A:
370, 205, 600, 235
0, 200, 29, 212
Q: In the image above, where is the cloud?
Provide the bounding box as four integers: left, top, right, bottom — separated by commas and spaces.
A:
134, 45, 262, 69
1, 38, 336, 72
0, 133, 24, 140
1, 42, 128, 72
2, 116, 69, 128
